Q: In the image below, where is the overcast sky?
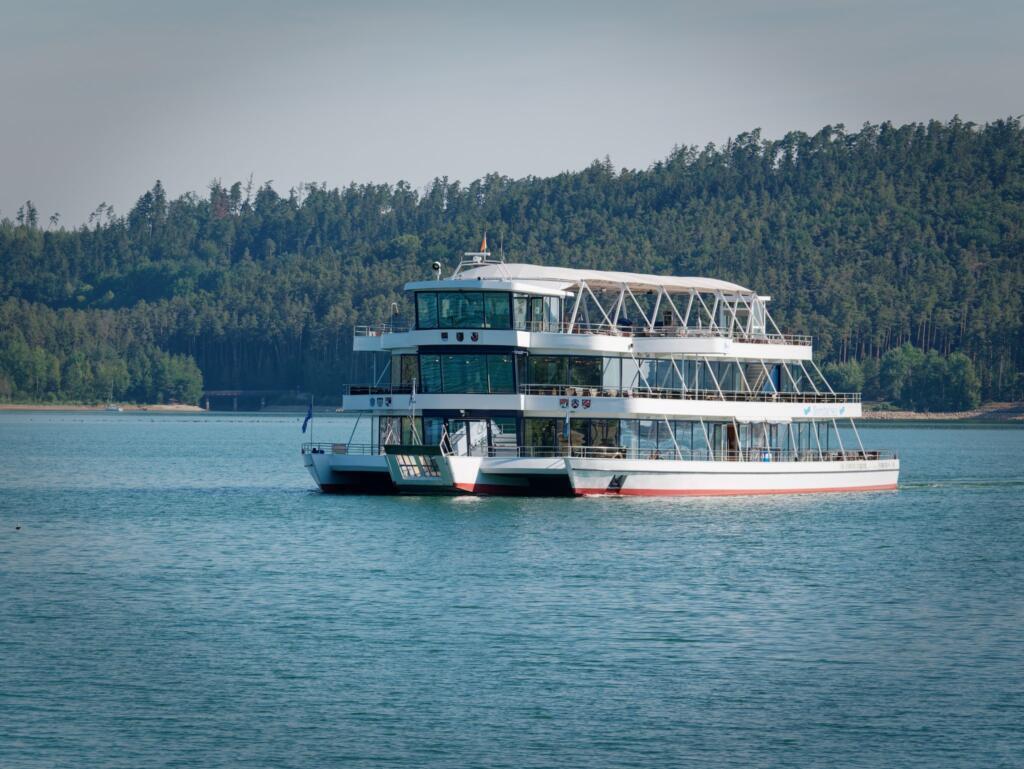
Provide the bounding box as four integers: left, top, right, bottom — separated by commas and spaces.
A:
1, 0, 1020, 225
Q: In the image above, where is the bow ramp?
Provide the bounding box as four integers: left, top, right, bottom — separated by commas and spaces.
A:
383, 445, 456, 492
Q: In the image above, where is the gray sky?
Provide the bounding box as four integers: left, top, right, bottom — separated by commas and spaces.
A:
1, 0, 1020, 225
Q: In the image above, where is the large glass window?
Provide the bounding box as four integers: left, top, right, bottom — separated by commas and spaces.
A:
620, 419, 639, 455
483, 293, 511, 329
378, 417, 394, 446
447, 419, 489, 456
675, 421, 696, 455
655, 360, 681, 391
525, 417, 559, 455
423, 416, 445, 445
638, 419, 659, 456
544, 296, 560, 329
657, 421, 676, 456
416, 292, 438, 329
590, 419, 619, 449
530, 297, 544, 330
490, 417, 518, 455
401, 416, 423, 444
602, 357, 620, 391
420, 353, 514, 394
441, 354, 487, 393
513, 295, 529, 330
622, 358, 640, 391
420, 354, 442, 393
568, 418, 588, 447
391, 354, 418, 386
527, 355, 568, 386
570, 356, 602, 388
487, 354, 515, 393
439, 291, 484, 328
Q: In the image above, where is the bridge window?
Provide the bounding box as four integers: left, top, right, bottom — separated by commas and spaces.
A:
416, 292, 439, 329
528, 296, 561, 331
513, 295, 529, 329
439, 292, 484, 328
483, 293, 511, 329
416, 291, 513, 329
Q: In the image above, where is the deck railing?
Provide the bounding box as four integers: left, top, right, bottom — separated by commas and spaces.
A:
354, 322, 812, 346
301, 442, 379, 455
303, 441, 896, 463
507, 446, 897, 462
516, 384, 860, 403
344, 383, 860, 404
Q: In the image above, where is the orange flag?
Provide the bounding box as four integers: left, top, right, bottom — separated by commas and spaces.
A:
480, 232, 488, 252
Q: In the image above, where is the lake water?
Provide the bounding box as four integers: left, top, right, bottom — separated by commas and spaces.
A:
1, 413, 1022, 768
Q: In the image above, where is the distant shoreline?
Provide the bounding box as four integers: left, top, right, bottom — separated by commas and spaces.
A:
2, 401, 1021, 422
0, 403, 205, 413
861, 401, 1024, 422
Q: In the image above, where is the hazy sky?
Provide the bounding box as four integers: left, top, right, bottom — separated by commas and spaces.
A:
1, 0, 1020, 225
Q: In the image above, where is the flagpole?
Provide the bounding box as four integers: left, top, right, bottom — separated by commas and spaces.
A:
311, 394, 314, 444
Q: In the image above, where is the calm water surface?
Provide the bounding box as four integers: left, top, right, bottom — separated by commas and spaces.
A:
1, 413, 1022, 768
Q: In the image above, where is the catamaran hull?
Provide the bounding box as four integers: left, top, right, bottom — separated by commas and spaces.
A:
565, 457, 899, 496
304, 451, 898, 497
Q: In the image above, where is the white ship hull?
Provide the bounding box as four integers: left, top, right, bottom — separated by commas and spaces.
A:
564, 456, 899, 496
304, 450, 898, 497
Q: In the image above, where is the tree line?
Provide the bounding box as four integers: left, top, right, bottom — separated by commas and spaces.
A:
0, 117, 1021, 407
824, 345, 982, 412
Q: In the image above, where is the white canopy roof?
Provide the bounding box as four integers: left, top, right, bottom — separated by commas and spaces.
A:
449, 262, 752, 294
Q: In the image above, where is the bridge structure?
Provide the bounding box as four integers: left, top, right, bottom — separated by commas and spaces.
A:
202, 389, 296, 411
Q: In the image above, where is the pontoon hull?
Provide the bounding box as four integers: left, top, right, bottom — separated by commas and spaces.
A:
304, 451, 899, 497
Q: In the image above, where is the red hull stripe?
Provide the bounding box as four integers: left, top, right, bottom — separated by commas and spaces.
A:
573, 483, 898, 497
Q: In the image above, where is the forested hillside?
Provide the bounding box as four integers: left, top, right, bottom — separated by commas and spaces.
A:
1, 118, 1022, 406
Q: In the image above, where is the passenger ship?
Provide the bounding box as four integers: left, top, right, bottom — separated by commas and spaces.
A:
302, 251, 899, 496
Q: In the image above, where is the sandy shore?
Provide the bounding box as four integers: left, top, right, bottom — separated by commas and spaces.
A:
0, 403, 205, 413
861, 401, 1024, 421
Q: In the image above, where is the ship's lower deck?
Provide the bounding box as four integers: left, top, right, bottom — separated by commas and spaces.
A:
303, 447, 899, 497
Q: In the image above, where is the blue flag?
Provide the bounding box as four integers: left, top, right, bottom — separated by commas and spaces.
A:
302, 402, 313, 433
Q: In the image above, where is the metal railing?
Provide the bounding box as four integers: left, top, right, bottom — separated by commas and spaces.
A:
301, 442, 381, 455
303, 441, 895, 463
344, 383, 860, 404
517, 384, 860, 403
507, 446, 896, 462
514, 321, 812, 345
346, 384, 414, 396
353, 321, 812, 346
354, 323, 414, 337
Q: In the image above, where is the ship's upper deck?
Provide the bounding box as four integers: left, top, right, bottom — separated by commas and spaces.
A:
355, 256, 810, 358
405, 260, 754, 297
